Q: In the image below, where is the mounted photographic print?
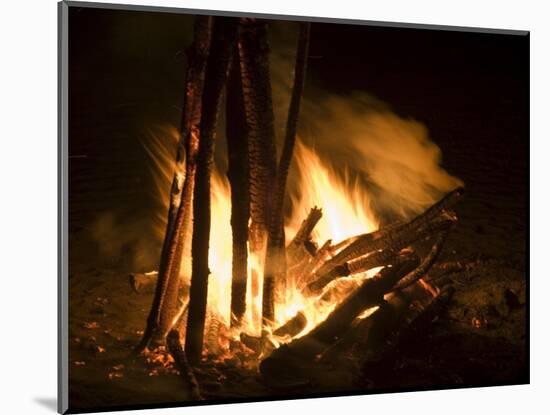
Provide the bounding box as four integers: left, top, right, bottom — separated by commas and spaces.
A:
58, 1, 529, 413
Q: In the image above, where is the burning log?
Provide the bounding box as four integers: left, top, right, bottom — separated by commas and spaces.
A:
239, 19, 278, 230
238, 18, 279, 325
314, 222, 403, 277
273, 311, 308, 338
286, 206, 323, 268
313, 188, 463, 280
166, 330, 203, 401
157, 241, 187, 341
240, 311, 308, 354
305, 211, 457, 295
360, 285, 455, 378
411, 187, 464, 227
300, 253, 420, 349
392, 229, 450, 292
269, 280, 453, 386
134, 17, 212, 354
264, 22, 312, 323
240, 330, 279, 357
392, 285, 455, 346
305, 248, 399, 294
185, 17, 239, 365
296, 239, 333, 286
240, 332, 262, 353
157, 16, 215, 342
319, 235, 454, 373
329, 233, 369, 255
259, 252, 420, 378
318, 280, 437, 366
308, 223, 451, 295
226, 48, 250, 327
275, 22, 311, 207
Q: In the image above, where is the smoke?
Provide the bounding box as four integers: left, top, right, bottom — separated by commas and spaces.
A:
299, 95, 463, 220
88, 211, 161, 271
268, 21, 463, 223
86, 125, 180, 272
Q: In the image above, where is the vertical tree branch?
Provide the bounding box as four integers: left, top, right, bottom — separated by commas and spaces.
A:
157, 17, 215, 340
185, 17, 239, 365
134, 16, 212, 354
226, 48, 250, 327
264, 23, 311, 325
238, 19, 278, 326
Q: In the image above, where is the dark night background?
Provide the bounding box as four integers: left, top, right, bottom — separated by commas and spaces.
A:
67, 5, 528, 411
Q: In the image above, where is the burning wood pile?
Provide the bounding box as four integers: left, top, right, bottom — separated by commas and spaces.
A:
130, 15, 467, 396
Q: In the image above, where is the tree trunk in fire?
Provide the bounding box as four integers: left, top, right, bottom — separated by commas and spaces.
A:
226, 48, 250, 327
238, 19, 278, 325
184, 17, 239, 365
134, 16, 212, 354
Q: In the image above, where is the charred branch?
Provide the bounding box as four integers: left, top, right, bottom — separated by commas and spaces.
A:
275, 22, 311, 200
226, 48, 250, 327
306, 211, 457, 295
305, 248, 400, 294
238, 18, 279, 325
264, 23, 312, 324
319, 279, 438, 366
158, 17, 214, 341
157, 237, 186, 342
240, 332, 263, 354
173, 300, 190, 336
185, 17, 239, 365
286, 206, 322, 267
167, 330, 203, 401
392, 228, 450, 291
239, 18, 277, 233
273, 311, 308, 338
314, 188, 463, 279
295, 239, 333, 287
360, 285, 454, 376
315, 222, 403, 276
300, 253, 420, 348
329, 233, 369, 255
134, 17, 212, 354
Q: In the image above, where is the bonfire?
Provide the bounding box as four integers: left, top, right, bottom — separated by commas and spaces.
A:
118, 16, 476, 399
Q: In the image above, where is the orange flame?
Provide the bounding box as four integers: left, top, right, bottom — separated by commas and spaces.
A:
145, 128, 385, 347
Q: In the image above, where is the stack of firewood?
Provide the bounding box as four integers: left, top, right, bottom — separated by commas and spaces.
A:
134, 15, 311, 366
259, 187, 463, 379
129, 13, 466, 393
